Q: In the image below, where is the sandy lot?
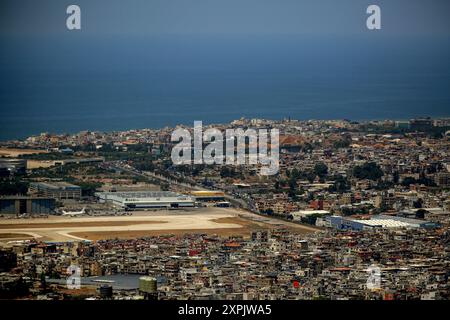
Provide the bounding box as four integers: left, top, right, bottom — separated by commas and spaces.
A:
26, 160, 55, 169
70, 216, 268, 240
0, 208, 317, 242
0, 148, 53, 169
0, 148, 47, 157
0, 233, 34, 240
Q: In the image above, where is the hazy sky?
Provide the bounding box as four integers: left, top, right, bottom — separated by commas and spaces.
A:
1, 0, 450, 36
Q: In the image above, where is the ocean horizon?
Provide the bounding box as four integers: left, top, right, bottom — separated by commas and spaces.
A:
1, 34, 450, 141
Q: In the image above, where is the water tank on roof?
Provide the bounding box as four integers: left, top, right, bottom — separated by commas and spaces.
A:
139, 276, 157, 294
99, 285, 113, 299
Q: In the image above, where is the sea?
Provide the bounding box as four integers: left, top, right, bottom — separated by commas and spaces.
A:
1, 34, 449, 141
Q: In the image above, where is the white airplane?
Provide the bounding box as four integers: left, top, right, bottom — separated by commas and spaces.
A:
62, 207, 86, 216
7, 239, 31, 245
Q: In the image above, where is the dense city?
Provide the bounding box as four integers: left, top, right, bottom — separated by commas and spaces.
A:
0, 117, 449, 300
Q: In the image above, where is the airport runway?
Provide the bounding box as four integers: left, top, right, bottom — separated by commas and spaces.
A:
0, 208, 243, 241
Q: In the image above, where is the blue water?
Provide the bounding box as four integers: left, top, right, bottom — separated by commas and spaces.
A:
1, 35, 449, 141
48, 274, 166, 290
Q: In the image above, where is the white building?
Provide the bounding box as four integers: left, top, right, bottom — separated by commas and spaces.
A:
95, 191, 195, 209
290, 210, 330, 221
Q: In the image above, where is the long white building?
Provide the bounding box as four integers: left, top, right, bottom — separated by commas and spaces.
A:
95, 191, 195, 210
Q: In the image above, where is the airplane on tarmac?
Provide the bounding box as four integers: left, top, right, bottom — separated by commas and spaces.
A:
62, 207, 86, 216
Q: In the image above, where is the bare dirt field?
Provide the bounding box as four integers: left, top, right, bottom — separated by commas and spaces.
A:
0, 233, 33, 239
0, 208, 318, 242
70, 216, 271, 240
0, 148, 53, 169
0, 220, 166, 229
0, 148, 47, 157
26, 160, 54, 169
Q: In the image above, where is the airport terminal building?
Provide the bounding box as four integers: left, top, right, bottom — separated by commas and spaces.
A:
95, 191, 195, 210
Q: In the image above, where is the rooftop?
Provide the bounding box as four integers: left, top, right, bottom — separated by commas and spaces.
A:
30, 181, 81, 190
96, 191, 188, 199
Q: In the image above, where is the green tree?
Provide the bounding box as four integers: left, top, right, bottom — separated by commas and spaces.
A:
329, 175, 350, 193
393, 171, 400, 184
352, 162, 383, 181
0, 179, 29, 195
306, 172, 316, 183
40, 272, 47, 290
413, 198, 423, 209
76, 181, 102, 197
314, 162, 328, 179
